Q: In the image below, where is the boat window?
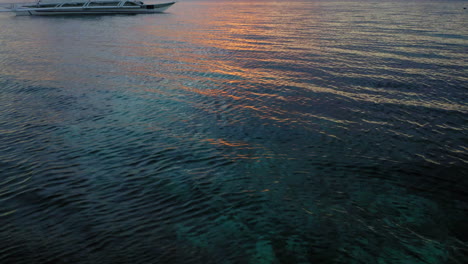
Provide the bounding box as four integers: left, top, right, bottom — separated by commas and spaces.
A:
88, 2, 119, 6
62, 3, 83, 7
123, 2, 138, 6
35, 4, 58, 8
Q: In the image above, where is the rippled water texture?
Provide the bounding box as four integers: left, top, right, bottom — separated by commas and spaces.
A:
1, 0, 467, 263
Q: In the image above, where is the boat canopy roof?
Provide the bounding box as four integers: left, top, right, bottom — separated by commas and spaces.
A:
38, 0, 90, 3
37, 0, 139, 3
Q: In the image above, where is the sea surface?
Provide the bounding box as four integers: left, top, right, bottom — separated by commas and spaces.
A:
0, 0, 467, 263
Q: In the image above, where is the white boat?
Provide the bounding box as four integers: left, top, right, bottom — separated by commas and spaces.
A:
0, 0, 175, 16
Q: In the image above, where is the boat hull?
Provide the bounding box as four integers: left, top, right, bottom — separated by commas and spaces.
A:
13, 2, 174, 16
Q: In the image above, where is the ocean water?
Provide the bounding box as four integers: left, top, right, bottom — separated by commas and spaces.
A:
0, 0, 467, 263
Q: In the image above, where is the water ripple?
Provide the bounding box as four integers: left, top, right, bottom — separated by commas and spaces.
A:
1, 0, 467, 263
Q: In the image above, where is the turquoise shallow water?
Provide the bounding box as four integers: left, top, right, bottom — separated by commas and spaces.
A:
0, 0, 467, 263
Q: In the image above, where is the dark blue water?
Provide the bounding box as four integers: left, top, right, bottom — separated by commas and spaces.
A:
1, 0, 467, 263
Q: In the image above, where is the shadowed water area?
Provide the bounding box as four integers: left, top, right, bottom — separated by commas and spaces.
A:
0, 0, 467, 263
